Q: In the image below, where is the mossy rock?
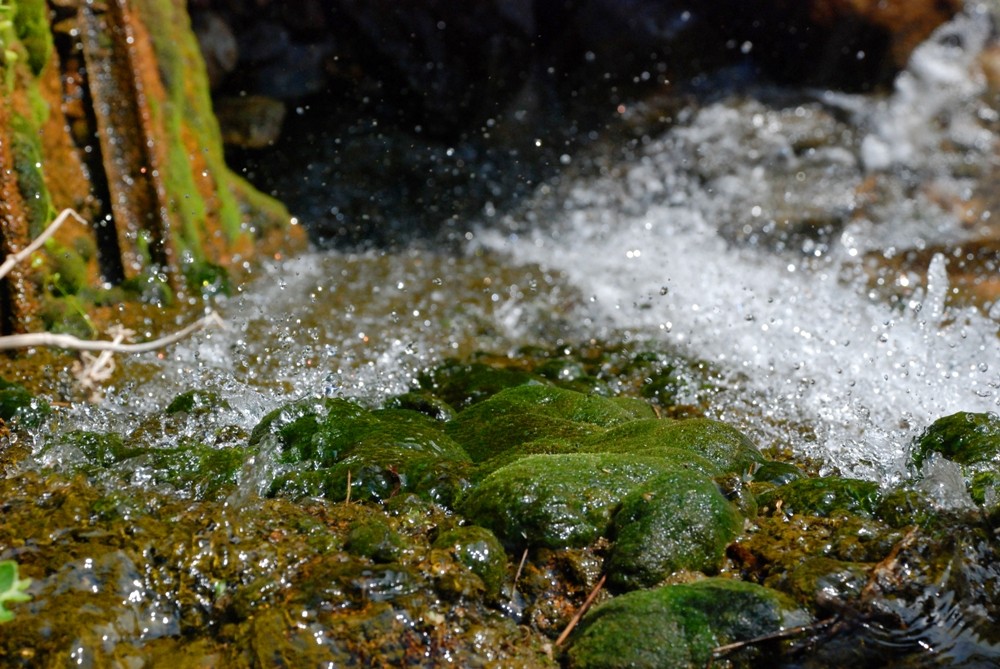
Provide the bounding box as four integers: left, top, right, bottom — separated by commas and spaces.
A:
606, 469, 744, 591
417, 360, 550, 408
251, 399, 467, 468
345, 517, 406, 563
757, 477, 880, 518
165, 389, 230, 415
753, 460, 807, 486
565, 578, 810, 669
782, 557, 870, 609
55, 430, 139, 467
383, 391, 456, 422
874, 487, 939, 528
582, 418, 764, 476
128, 440, 250, 500
460, 453, 676, 549
446, 385, 648, 463
432, 526, 507, 599
0, 379, 51, 428
911, 411, 1000, 470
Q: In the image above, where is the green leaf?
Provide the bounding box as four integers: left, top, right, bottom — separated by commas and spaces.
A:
0, 560, 32, 623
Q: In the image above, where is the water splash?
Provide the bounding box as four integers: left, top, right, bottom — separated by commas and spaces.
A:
477, 6, 1000, 484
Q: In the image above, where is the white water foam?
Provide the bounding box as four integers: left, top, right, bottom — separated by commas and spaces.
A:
476, 6, 1000, 484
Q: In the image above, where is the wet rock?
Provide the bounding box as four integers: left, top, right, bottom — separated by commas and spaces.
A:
0, 379, 51, 428
346, 516, 406, 563
383, 391, 456, 422
461, 453, 676, 550
757, 477, 880, 518
446, 385, 650, 463
165, 389, 229, 415
912, 411, 1000, 509
605, 469, 744, 591
418, 360, 550, 410
753, 460, 807, 486
565, 578, 810, 669
432, 526, 507, 599
582, 418, 764, 476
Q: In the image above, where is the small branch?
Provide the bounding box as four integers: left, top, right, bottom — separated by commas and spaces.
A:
708, 616, 840, 667
555, 573, 607, 647
0, 208, 87, 280
0, 310, 225, 353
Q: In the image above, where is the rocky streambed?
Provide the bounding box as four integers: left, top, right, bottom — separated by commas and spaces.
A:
1, 343, 999, 667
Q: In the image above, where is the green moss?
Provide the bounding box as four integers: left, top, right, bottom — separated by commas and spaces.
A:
345, 517, 406, 563
782, 557, 870, 609
42, 239, 89, 296
460, 453, 678, 549
417, 360, 550, 409
9, 113, 52, 237
11, 0, 51, 75
432, 526, 507, 599
566, 578, 809, 669
912, 411, 1000, 469
383, 391, 456, 422
0, 378, 51, 428
874, 487, 939, 528
753, 460, 807, 486
56, 430, 137, 467
582, 418, 764, 476
606, 469, 744, 590
165, 389, 229, 415
446, 385, 647, 462
757, 477, 880, 518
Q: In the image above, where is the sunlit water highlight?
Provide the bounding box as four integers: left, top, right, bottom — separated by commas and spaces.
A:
60, 5, 1000, 493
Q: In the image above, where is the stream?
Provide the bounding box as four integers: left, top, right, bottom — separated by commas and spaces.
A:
63, 4, 1000, 493
7, 3, 1000, 667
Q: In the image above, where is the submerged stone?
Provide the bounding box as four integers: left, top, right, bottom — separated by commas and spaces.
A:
460, 453, 675, 549
446, 385, 647, 463
757, 477, 880, 518
606, 469, 744, 591
565, 578, 810, 669
753, 460, 807, 486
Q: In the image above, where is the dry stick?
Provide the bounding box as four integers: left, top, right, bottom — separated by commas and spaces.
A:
555, 573, 607, 647
0, 311, 225, 352
509, 547, 530, 600
708, 616, 840, 665
0, 208, 87, 280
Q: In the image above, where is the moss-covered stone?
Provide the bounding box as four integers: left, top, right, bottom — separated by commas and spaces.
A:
874, 487, 939, 528
56, 429, 137, 467
782, 557, 870, 609
446, 385, 651, 463
0, 378, 51, 428
606, 469, 744, 590
757, 477, 880, 518
582, 418, 764, 476
565, 578, 810, 669
432, 526, 507, 599
345, 516, 406, 563
165, 389, 229, 415
753, 460, 807, 486
912, 411, 1000, 469
460, 453, 676, 549
417, 360, 549, 409
383, 391, 456, 422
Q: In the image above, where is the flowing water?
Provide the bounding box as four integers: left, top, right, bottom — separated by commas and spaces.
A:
62, 3, 1000, 495
14, 4, 1000, 666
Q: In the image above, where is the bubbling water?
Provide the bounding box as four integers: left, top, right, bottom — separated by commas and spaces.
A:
477, 4, 1000, 484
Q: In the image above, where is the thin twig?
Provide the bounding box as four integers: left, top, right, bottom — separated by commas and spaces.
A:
555, 573, 607, 647
0, 208, 87, 280
0, 311, 225, 352
509, 547, 529, 600
709, 616, 840, 664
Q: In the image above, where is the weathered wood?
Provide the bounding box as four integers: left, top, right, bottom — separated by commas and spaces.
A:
79, 0, 176, 282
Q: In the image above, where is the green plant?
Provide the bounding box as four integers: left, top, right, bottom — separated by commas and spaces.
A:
0, 559, 32, 622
